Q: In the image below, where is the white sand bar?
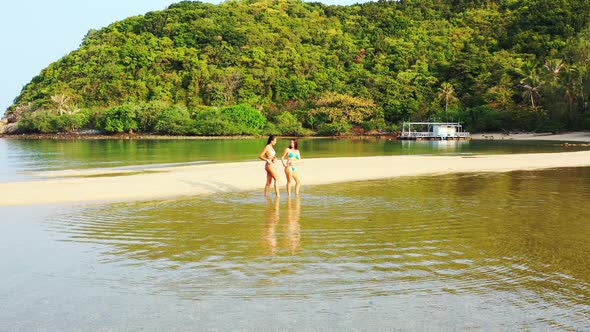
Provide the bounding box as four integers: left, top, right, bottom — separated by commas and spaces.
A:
2, 150, 590, 206
471, 131, 590, 141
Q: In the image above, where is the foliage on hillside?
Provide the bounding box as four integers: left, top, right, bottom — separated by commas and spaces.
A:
6, 0, 590, 134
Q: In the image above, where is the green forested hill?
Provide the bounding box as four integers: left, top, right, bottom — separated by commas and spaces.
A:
6, 0, 590, 135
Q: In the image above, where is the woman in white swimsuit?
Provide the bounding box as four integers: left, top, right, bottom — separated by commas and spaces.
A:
259, 135, 280, 197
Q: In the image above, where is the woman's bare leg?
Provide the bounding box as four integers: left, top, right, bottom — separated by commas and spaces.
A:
284, 168, 293, 196
273, 177, 280, 197
268, 166, 280, 197
264, 172, 272, 196
293, 172, 301, 196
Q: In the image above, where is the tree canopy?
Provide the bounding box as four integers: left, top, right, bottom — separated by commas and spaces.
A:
7, 0, 590, 134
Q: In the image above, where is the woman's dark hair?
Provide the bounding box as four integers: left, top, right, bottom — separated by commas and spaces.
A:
266, 135, 276, 145
290, 139, 298, 149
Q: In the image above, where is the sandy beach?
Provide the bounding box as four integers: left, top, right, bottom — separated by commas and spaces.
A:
1, 148, 590, 206
470, 131, 590, 142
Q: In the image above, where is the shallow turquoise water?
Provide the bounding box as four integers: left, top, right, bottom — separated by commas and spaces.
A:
0, 137, 587, 181
1, 167, 589, 330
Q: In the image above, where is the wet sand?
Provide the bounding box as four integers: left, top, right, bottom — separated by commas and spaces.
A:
1, 150, 590, 206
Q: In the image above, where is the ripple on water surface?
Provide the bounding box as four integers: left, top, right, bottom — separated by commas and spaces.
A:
47, 167, 590, 329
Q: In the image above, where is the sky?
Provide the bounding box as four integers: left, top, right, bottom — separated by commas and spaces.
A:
0, 0, 366, 117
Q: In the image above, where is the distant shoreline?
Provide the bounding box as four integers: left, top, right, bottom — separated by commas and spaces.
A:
2, 131, 590, 142
470, 131, 590, 143
0, 132, 396, 140
0, 132, 264, 140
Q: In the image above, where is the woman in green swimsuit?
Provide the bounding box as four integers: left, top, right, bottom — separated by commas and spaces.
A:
281, 139, 302, 196
259, 135, 280, 197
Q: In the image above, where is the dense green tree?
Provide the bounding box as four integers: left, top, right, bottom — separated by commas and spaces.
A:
6, 0, 590, 134
219, 103, 267, 134
310, 92, 377, 126
96, 104, 139, 133
154, 105, 195, 135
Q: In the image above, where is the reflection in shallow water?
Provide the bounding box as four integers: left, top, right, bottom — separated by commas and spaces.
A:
262, 197, 301, 256
263, 198, 279, 256
286, 198, 301, 255
401, 139, 470, 153
46, 168, 590, 329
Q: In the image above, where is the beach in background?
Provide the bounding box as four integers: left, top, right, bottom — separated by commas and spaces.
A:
471, 131, 590, 142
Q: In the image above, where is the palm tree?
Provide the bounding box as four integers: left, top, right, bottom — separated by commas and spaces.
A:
563, 65, 585, 126
543, 59, 565, 85
520, 84, 540, 110
437, 82, 457, 119
519, 70, 542, 111
50, 94, 71, 116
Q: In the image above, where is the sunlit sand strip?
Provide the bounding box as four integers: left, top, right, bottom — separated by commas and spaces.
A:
2, 151, 590, 206
470, 131, 590, 142
31, 161, 212, 178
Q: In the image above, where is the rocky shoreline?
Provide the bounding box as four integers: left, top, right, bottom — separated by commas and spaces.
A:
0, 128, 398, 140
2, 113, 587, 142
0, 132, 257, 140
0, 132, 401, 140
